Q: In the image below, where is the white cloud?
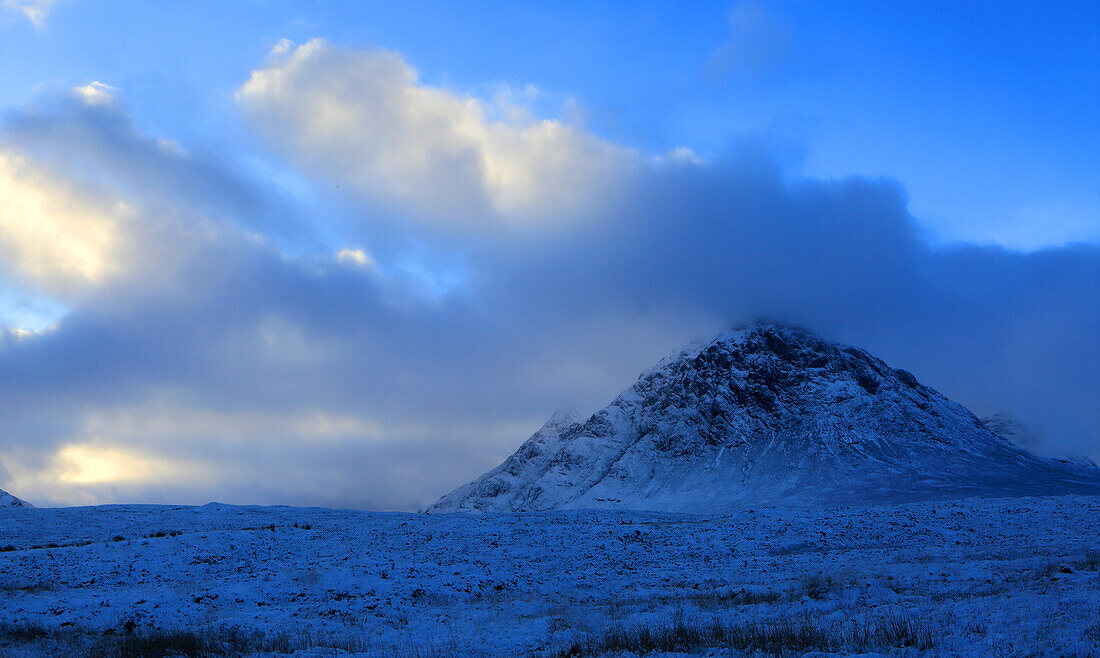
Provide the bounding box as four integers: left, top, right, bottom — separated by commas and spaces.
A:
0, 150, 133, 294
72, 81, 120, 107
0, 84, 307, 301
7, 327, 34, 340
2, 0, 56, 28
237, 40, 638, 230
336, 247, 373, 267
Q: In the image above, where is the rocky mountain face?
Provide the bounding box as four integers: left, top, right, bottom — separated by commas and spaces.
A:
431, 323, 1100, 513
0, 488, 32, 508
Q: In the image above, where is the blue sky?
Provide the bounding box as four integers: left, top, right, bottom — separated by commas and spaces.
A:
0, 1, 1097, 508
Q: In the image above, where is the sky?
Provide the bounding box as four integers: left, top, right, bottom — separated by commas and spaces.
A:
0, 0, 1097, 509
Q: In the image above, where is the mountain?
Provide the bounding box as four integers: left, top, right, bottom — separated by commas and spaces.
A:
0, 488, 32, 508
430, 323, 1100, 513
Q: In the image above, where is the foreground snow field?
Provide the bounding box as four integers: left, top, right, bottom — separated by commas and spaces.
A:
2, 495, 1100, 656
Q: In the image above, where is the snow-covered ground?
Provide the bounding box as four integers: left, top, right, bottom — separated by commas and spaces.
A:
2, 495, 1100, 656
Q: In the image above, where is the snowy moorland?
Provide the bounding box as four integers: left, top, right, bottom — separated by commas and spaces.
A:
2, 495, 1100, 656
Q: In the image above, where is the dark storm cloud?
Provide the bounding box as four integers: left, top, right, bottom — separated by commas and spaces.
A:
470, 157, 1100, 459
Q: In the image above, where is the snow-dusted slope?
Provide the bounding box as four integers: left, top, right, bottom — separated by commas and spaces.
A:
0, 488, 31, 508
431, 323, 1100, 513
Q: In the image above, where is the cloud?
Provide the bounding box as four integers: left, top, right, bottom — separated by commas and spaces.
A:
336, 248, 373, 267
0, 83, 320, 303
72, 81, 120, 107
2, 0, 56, 28
709, 1, 794, 79
54, 444, 179, 485
237, 40, 637, 230
0, 150, 134, 294
0, 43, 1097, 510
3, 83, 313, 243
0, 84, 281, 306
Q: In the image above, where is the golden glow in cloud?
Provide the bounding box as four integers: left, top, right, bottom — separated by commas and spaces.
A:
237, 39, 637, 229
56, 444, 177, 484
0, 442, 196, 507
0, 151, 132, 294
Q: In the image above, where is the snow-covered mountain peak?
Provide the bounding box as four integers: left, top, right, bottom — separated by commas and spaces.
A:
430, 323, 1100, 513
648, 321, 807, 371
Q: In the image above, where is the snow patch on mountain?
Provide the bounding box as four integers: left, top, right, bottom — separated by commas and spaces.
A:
431, 323, 1100, 513
0, 488, 32, 508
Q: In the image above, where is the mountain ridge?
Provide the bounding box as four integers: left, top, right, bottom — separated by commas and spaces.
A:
430, 322, 1100, 513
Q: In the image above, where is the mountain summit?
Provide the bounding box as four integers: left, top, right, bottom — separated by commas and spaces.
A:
431, 323, 1100, 513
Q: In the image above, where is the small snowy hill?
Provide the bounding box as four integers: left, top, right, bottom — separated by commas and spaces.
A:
431, 323, 1100, 513
0, 488, 31, 508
